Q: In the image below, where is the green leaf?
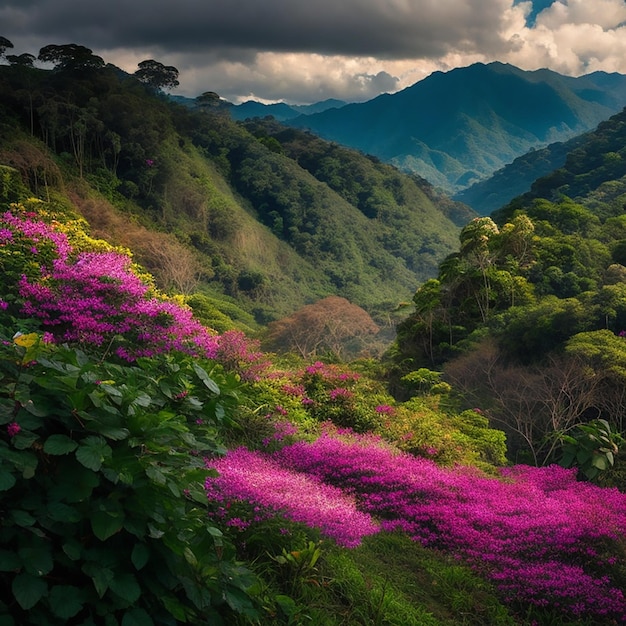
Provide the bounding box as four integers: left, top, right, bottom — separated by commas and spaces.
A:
145, 465, 167, 485
96, 426, 130, 441
110, 573, 141, 604
223, 586, 258, 615
592, 455, 609, 470
11, 509, 36, 527
82, 562, 115, 598
193, 363, 220, 395
161, 595, 189, 621
0, 549, 21, 571
62, 539, 82, 561
49, 585, 83, 619
12, 431, 39, 450
18, 542, 54, 576
76, 436, 111, 471
121, 608, 154, 626
0, 468, 16, 492
43, 434, 78, 455
91, 509, 125, 541
46, 501, 81, 523
131, 543, 150, 571
12, 572, 47, 610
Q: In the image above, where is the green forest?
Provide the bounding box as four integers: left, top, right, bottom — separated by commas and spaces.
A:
1, 40, 626, 626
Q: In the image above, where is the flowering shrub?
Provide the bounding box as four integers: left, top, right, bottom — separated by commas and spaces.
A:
214, 330, 271, 381
1, 206, 221, 360
204, 447, 379, 548
274, 431, 626, 622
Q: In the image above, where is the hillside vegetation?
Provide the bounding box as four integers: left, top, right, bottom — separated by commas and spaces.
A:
0, 58, 468, 332
394, 102, 626, 470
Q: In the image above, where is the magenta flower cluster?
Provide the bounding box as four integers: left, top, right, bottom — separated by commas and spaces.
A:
303, 361, 360, 383
213, 330, 271, 381
272, 432, 626, 621
2, 210, 220, 360
204, 447, 379, 547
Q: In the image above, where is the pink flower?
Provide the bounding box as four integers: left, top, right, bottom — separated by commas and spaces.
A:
7, 422, 21, 437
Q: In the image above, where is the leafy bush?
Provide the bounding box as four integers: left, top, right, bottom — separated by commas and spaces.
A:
0, 332, 260, 624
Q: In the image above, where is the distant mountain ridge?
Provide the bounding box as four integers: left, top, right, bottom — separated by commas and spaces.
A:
277, 62, 626, 193
229, 98, 347, 122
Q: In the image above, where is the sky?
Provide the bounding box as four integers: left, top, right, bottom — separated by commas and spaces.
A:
2, 0, 626, 104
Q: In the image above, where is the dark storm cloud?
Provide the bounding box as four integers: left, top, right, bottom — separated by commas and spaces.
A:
3, 0, 626, 103
0, 0, 511, 60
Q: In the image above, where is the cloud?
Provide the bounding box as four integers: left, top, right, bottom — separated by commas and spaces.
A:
2, 0, 626, 102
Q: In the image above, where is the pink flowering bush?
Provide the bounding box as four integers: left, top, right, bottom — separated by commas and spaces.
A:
204, 447, 379, 548
1, 208, 220, 360
214, 330, 271, 381
273, 430, 626, 622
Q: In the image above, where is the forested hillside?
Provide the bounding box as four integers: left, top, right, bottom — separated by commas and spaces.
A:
393, 102, 626, 469
285, 61, 626, 192
0, 53, 467, 332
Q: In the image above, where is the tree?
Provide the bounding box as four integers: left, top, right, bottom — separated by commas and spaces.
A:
38, 44, 104, 70
134, 59, 179, 92
265, 296, 379, 359
0, 36, 13, 58
444, 338, 605, 465
6, 53, 35, 67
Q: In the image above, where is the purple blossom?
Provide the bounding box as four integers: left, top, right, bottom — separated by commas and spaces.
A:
205, 447, 379, 547
7, 422, 21, 437
271, 431, 626, 621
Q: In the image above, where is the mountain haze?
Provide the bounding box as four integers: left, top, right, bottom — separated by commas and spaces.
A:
284, 62, 626, 193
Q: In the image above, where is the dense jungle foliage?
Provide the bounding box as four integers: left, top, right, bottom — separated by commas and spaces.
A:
1, 41, 626, 626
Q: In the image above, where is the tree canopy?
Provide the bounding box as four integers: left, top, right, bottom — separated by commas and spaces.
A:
134, 59, 179, 91
38, 44, 105, 70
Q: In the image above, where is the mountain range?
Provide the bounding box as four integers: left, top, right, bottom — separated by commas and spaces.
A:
232, 62, 626, 199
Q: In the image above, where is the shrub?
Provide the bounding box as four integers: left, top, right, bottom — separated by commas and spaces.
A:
0, 332, 260, 624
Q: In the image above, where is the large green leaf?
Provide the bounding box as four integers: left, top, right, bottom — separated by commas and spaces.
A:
91, 509, 125, 541
46, 501, 81, 523
12, 431, 39, 450
43, 434, 78, 455
0, 468, 16, 492
110, 572, 141, 604
131, 543, 150, 571
75, 436, 111, 471
193, 363, 220, 395
82, 562, 115, 598
12, 572, 47, 610
18, 542, 54, 576
49, 585, 83, 619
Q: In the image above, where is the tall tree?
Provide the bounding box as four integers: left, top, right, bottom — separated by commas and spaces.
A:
134, 60, 179, 92
38, 44, 104, 70
0, 36, 13, 58
6, 53, 35, 67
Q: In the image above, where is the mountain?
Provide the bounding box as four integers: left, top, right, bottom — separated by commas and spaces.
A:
494, 105, 626, 221
284, 62, 626, 193
453, 134, 588, 215
229, 98, 347, 121
0, 62, 467, 326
